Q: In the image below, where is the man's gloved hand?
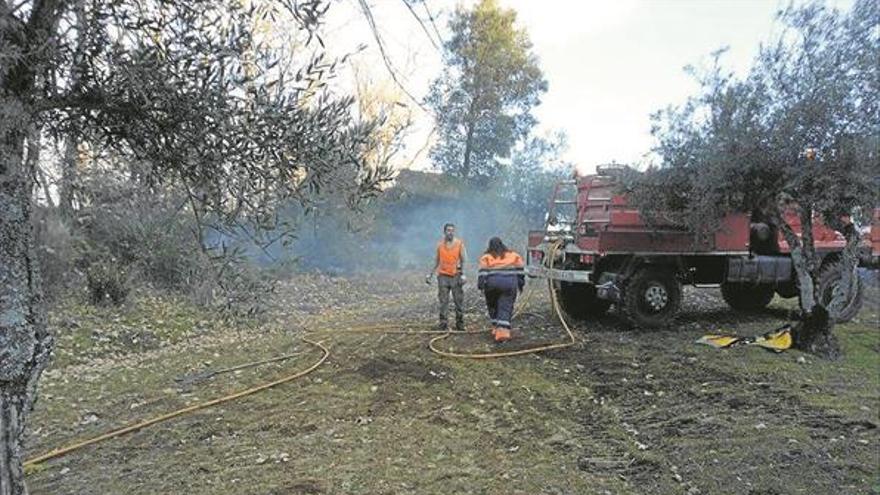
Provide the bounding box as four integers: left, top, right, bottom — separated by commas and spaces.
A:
425, 273, 433, 285
459, 274, 467, 286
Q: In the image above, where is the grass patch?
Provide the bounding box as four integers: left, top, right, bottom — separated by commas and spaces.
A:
25, 280, 879, 494
47, 291, 254, 368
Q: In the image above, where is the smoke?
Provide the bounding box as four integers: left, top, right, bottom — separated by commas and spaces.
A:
277, 170, 533, 275
372, 194, 526, 270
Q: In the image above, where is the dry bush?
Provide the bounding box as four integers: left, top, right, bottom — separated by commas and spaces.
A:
71, 169, 276, 316
85, 258, 130, 306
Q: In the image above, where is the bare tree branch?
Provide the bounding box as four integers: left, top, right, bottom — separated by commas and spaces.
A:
357, 0, 428, 112
400, 0, 438, 49
420, 0, 444, 46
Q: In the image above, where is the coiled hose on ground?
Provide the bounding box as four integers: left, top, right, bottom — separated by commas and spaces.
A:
25, 242, 574, 468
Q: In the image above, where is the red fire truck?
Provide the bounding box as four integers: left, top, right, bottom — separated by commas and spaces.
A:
526, 165, 878, 328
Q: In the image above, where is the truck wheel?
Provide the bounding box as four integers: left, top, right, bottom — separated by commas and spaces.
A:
817, 261, 864, 323
775, 282, 799, 299
721, 283, 775, 310
622, 268, 682, 328
556, 281, 611, 320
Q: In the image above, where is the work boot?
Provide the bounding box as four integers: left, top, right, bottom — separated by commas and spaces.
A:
455, 320, 465, 332
494, 328, 511, 343
436, 321, 449, 331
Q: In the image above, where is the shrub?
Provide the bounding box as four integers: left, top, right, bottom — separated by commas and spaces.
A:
85, 259, 130, 306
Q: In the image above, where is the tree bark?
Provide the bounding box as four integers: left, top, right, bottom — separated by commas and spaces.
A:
2, 2, 71, 492
461, 92, 480, 180
792, 305, 838, 359
826, 218, 861, 321
798, 205, 818, 275
58, 0, 90, 220
25, 128, 52, 209
772, 205, 815, 312
791, 214, 860, 360
771, 203, 841, 357
0, 109, 54, 495
58, 137, 77, 218
462, 121, 475, 179
0, 385, 26, 495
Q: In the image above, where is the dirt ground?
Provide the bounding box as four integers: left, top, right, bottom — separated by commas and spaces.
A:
25, 272, 880, 494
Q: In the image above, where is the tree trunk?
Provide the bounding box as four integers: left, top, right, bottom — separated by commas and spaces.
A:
798, 205, 818, 274
791, 305, 838, 359
58, 0, 90, 220
771, 203, 840, 358
2, 0, 67, 488
0, 385, 27, 495
0, 110, 54, 495
58, 138, 77, 219
461, 93, 480, 180
772, 206, 815, 312
462, 120, 475, 180
25, 128, 52, 209
826, 219, 862, 321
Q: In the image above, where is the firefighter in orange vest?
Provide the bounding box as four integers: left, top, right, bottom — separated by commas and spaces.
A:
426, 223, 468, 331
477, 237, 525, 343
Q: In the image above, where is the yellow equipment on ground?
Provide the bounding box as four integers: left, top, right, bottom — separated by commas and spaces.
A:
696, 324, 793, 352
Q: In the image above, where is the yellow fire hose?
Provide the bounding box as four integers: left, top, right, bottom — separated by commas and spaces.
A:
427, 278, 574, 359
428, 241, 575, 359
26, 243, 575, 468
24, 338, 330, 468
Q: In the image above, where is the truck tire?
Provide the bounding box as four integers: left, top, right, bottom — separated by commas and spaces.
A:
556, 281, 611, 320
721, 283, 775, 310
622, 268, 682, 328
775, 282, 799, 299
817, 261, 864, 323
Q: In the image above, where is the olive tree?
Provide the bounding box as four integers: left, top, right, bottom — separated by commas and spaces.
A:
628, 0, 878, 357
0, 1, 392, 492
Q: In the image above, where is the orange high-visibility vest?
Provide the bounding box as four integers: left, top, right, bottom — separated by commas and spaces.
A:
478, 251, 524, 272
437, 239, 463, 276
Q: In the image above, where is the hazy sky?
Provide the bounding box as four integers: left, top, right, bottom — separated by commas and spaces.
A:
326, 0, 854, 174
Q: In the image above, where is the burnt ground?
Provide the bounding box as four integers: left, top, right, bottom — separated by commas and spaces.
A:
24, 272, 880, 494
